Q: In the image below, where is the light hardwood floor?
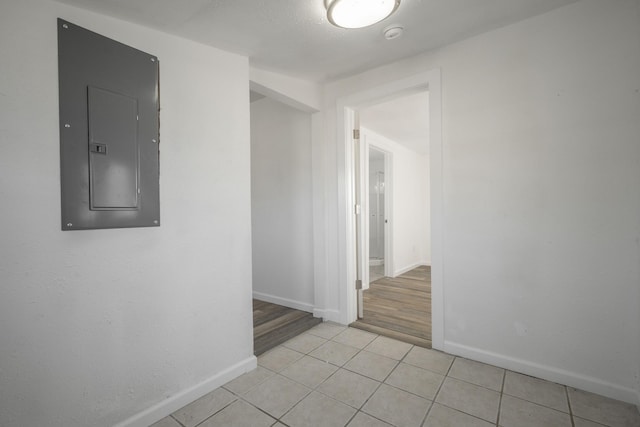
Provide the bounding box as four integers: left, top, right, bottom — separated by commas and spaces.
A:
253, 299, 321, 356
350, 265, 431, 348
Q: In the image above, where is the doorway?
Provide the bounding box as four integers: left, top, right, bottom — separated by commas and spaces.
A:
249, 89, 321, 355
351, 91, 432, 346
336, 69, 444, 350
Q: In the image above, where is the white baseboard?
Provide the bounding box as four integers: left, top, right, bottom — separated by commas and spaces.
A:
393, 262, 429, 277
115, 356, 257, 427
252, 291, 314, 313
250, 295, 341, 326
444, 341, 640, 406
313, 308, 341, 323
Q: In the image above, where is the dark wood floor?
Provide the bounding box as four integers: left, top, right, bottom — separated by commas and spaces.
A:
351, 265, 431, 348
253, 299, 322, 356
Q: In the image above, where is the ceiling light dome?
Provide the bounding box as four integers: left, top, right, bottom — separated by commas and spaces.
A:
325, 0, 401, 29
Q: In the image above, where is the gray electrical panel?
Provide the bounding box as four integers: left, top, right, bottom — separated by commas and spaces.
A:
58, 19, 160, 230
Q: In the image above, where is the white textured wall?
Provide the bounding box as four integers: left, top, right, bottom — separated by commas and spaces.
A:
321, 0, 640, 405
0, 1, 254, 426
250, 97, 314, 310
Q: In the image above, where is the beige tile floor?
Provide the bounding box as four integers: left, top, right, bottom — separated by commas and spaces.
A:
152, 323, 640, 427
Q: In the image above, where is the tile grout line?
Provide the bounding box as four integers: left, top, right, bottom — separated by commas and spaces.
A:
566, 386, 575, 427
222, 365, 276, 396
242, 396, 284, 426
356, 379, 385, 419
402, 354, 455, 377
305, 372, 365, 409
341, 355, 399, 383
343, 414, 358, 426
281, 342, 322, 354
495, 388, 581, 422
358, 410, 396, 426
443, 371, 506, 394
191, 396, 239, 427
422, 355, 457, 425
275, 386, 313, 425
495, 369, 506, 426
350, 336, 387, 415
169, 414, 185, 427
336, 332, 384, 415
272, 412, 291, 427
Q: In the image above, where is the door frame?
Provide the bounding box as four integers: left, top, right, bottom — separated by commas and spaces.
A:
335, 69, 444, 350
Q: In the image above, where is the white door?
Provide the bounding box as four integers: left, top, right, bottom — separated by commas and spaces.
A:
353, 122, 366, 318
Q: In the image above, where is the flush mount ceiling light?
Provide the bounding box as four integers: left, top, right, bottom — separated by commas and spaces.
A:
325, 0, 401, 29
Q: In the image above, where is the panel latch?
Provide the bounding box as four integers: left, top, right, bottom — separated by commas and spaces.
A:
90, 143, 108, 155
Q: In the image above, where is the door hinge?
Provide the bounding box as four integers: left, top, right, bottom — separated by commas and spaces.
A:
353, 129, 360, 139
354, 204, 361, 215
355, 279, 363, 290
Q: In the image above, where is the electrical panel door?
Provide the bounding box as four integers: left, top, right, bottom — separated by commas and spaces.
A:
58, 19, 160, 230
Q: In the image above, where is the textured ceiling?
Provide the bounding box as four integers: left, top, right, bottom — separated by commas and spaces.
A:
361, 91, 429, 155
56, 0, 579, 82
